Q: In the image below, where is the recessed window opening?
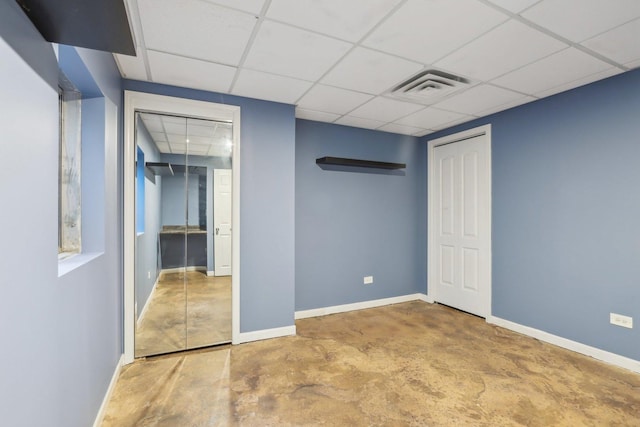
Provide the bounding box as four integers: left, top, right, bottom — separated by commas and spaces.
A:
58, 72, 82, 259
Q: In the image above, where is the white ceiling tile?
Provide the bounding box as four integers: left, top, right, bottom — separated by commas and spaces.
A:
185, 135, 216, 145
244, 20, 352, 80
378, 123, 427, 136
167, 133, 188, 144
156, 142, 171, 153
492, 47, 612, 95
295, 108, 341, 122
140, 117, 164, 132
335, 116, 385, 130
203, 0, 265, 14
150, 131, 167, 142
433, 84, 527, 115
115, 51, 148, 80
163, 122, 187, 135
415, 129, 435, 137
186, 124, 217, 138
138, 0, 257, 65
349, 97, 424, 122
266, 0, 402, 42
297, 85, 372, 115
161, 115, 187, 125
363, 0, 508, 64
534, 67, 623, 98
232, 69, 313, 104
436, 20, 567, 81
522, 0, 640, 42
431, 115, 473, 131
395, 107, 469, 129
148, 51, 236, 93
321, 47, 423, 94
626, 59, 640, 70
485, 0, 540, 13
581, 18, 640, 65
475, 95, 536, 116
171, 142, 188, 150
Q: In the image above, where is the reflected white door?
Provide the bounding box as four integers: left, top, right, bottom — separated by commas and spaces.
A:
214, 169, 232, 276
433, 134, 490, 317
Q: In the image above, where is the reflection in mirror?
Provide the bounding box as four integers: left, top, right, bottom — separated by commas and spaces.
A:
134, 112, 232, 358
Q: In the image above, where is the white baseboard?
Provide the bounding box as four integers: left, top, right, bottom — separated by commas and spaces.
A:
92, 353, 124, 427
295, 293, 431, 320
136, 276, 159, 328
237, 325, 296, 344
206, 270, 215, 277
487, 316, 640, 374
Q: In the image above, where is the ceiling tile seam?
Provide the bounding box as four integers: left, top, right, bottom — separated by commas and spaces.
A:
228, 0, 271, 93
232, 64, 315, 84
420, 14, 512, 69
160, 118, 175, 154
478, 82, 540, 99
198, 0, 263, 17
484, 48, 574, 86
126, 0, 153, 80
291, 0, 410, 107
530, 67, 622, 97
144, 48, 239, 70
338, 96, 428, 128
477, 0, 628, 71
268, 0, 413, 50
581, 14, 640, 46
294, 110, 341, 124
482, 44, 621, 90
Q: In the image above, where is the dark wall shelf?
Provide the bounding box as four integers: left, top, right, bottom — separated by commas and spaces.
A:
316, 156, 406, 170
146, 162, 208, 176
17, 0, 135, 55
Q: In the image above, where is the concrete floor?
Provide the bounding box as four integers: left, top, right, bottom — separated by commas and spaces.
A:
104, 301, 640, 426
135, 271, 231, 357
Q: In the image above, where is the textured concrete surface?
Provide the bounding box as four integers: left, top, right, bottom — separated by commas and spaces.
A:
135, 271, 231, 357
106, 301, 640, 426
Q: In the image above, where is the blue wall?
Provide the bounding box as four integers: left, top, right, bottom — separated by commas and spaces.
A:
161, 174, 200, 226
0, 1, 123, 425
425, 68, 640, 361
295, 120, 427, 310
135, 119, 162, 318
122, 80, 296, 333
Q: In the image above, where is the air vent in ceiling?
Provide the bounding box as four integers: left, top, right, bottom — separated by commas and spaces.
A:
389, 69, 471, 104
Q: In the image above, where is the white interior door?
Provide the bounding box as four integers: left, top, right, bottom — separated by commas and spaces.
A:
432, 131, 490, 317
214, 169, 232, 276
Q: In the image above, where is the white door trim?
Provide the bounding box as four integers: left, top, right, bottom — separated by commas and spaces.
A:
123, 91, 241, 364
427, 124, 492, 317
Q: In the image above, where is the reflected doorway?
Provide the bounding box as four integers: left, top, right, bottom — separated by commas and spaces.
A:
134, 112, 233, 358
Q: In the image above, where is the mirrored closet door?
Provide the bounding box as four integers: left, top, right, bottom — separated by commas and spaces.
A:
133, 112, 232, 358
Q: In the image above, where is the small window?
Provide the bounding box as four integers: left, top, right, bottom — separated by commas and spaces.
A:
58, 73, 82, 258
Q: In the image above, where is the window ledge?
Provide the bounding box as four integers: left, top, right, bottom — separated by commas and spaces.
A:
58, 251, 104, 277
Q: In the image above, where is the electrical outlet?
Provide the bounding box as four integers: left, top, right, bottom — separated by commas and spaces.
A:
610, 313, 633, 329
148, 271, 151, 279
364, 276, 373, 285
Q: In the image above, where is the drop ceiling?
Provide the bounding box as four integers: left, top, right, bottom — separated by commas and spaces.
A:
116, 0, 640, 137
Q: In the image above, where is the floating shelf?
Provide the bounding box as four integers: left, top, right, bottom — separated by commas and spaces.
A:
146, 162, 208, 176
316, 156, 406, 170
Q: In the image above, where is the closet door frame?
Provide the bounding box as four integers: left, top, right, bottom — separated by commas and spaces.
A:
123, 91, 241, 365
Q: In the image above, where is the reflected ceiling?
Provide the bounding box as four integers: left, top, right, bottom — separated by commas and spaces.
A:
139, 113, 232, 157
